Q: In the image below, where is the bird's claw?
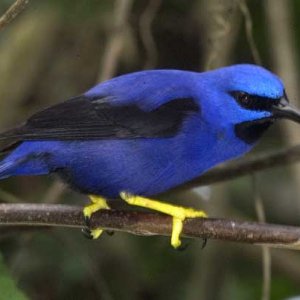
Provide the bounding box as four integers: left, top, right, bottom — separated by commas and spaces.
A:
82, 215, 93, 239
106, 230, 115, 236
81, 227, 93, 239
84, 215, 91, 228
201, 237, 208, 249
175, 241, 189, 251
81, 195, 110, 240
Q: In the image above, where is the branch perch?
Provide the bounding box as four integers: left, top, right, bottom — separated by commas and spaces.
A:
1, 203, 300, 250
0, 0, 29, 32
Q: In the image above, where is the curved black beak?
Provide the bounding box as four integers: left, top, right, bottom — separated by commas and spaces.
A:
272, 94, 300, 124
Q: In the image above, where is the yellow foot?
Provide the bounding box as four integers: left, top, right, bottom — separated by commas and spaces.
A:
82, 227, 104, 239
120, 192, 207, 249
82, 195, 110, 240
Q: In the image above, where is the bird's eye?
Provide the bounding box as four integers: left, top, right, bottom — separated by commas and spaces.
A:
231, 91, 253, 108
238, 92, 251, 106
230, 91, 279, 111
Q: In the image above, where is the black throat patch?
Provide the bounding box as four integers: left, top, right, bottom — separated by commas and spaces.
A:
234, 118, 274, 144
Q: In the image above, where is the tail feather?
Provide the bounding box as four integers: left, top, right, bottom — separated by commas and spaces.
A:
0, 157, 26, 179
0, 141, 21, 155
0, 125, 24, 158
0, 144, 51, 180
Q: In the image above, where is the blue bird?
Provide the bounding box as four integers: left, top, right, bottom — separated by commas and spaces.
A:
0, 64, 299, 248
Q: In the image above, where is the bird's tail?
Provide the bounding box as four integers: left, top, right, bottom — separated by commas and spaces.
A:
0, 124, 50, 179
0, 140, 22, 179
0, 143, 50, 180
0, 158, 23, 179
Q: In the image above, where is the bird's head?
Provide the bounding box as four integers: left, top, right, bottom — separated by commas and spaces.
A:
202, 64, 300, 144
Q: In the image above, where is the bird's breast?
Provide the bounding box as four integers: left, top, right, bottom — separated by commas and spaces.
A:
49, 121, 255, 198
234, 118, 274, 144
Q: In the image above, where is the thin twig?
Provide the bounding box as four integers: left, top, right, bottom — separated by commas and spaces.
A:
233, 246, 300, 285
201, 0, 239, 70
264, 0, 300, 216
1, 203, 300, 250
139, 0, 161, 69
253, 175, 271, 300
42, 181, 66, 204
0, 0, 29, 32
176, 144, 300, 191
98, 0, 133, 82
238, 0, 262, 65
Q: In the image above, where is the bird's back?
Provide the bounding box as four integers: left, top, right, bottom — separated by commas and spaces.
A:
0, 67, 264, 197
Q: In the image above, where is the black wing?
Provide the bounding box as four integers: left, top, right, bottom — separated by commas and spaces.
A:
0, 95, 200, 141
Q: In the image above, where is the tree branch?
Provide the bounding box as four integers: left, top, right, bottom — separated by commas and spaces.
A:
1, 203, 300, 250
97, 0, 133, 82
177, 144, 300, 191
0, 0, 29, 32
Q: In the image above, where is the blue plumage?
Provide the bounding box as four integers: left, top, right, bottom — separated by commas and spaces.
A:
0, 64, 297, 198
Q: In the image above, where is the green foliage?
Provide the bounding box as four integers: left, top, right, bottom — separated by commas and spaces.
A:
0, 254, 28, 300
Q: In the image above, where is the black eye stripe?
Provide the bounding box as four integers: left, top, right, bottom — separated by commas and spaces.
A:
230, 91, 281, 111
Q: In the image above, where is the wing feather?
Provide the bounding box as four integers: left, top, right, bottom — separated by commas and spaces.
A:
0, 95, 200, 141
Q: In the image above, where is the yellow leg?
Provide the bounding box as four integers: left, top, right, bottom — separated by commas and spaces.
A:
120, 192, 207, 249
83, 195, 110, 239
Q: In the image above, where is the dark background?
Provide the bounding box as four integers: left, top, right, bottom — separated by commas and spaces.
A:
0, 0, 300, 299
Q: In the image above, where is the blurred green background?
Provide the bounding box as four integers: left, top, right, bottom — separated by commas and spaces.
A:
0, 0, 300, 299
